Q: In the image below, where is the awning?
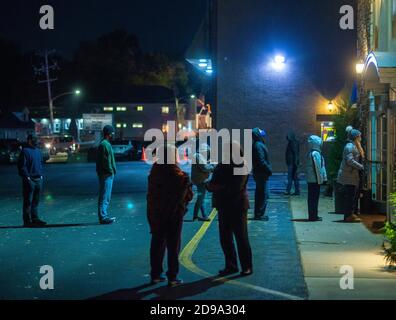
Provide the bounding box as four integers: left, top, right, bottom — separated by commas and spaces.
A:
364, 51, 396, 92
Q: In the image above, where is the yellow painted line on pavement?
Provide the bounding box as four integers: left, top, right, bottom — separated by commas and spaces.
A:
179, 209, 304, 300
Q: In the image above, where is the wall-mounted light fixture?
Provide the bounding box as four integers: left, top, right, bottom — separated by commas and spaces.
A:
328, 101, 334, 113
356, 62, 365, 74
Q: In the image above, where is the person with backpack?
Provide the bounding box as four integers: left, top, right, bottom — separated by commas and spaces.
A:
305, 135, 327, 222
252, 128, 272, 221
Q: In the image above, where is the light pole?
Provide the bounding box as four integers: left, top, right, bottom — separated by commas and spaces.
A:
49, 90, 81, 133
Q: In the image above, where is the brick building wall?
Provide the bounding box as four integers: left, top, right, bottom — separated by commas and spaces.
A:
214, 0, 356, 171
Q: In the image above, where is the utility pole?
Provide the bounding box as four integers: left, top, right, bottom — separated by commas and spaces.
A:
34, 49, 58, 134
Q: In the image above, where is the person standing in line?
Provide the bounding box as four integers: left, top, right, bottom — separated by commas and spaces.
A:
147, 144, 193, 287
207, 142, 253, 277
18, 134, 47, 227
191, 142, 215, 222
284, 131, 300, 196
96, 125, 117, 225
337, 128, 365, 223
252, 128, 272, 221
305, 135, 327, 222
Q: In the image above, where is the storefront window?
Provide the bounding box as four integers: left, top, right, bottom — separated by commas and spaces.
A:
321, 122, 336, 142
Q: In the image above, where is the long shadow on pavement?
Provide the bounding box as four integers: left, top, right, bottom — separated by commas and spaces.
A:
90, 275, 242, 300
0, 222, 100, 229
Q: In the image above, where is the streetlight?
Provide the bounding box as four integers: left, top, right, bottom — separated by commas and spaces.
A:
48, 89, 81, 133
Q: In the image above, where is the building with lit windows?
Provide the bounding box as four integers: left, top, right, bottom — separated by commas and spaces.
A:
357, 0, 396, 219
187, 0, 356, 171
29, 86, 180, 141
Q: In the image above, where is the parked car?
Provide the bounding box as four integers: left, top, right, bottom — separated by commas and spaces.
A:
40, 135, 78, 156
0, 139, 49, 164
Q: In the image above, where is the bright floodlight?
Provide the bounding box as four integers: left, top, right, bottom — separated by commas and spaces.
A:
272, 55, 286, 71
274, 55, 285, 64
75, 90, 81, 95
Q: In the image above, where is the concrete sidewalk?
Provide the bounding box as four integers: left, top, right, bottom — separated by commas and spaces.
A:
289, 183, 396, 300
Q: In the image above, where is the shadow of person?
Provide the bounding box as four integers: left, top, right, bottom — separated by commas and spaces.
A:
90, 275, 243, 300
290, 219, 311, 222
0, 222, 100, 229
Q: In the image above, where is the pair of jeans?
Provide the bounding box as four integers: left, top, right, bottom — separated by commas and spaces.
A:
343, 184, 358, 220
286, 164, 300, 194
150, 219, 183, 281
22, 177, 42, 224
218, 210, 252, 271
307, 183, 321, 220
193, 183, 208, 219
98, 175, 114, 221
254, 175, 269, 218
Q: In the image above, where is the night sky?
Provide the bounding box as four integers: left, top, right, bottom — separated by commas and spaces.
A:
0, 0, 207, 57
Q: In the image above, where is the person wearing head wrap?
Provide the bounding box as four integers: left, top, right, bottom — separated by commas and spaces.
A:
337, 127, 365, 222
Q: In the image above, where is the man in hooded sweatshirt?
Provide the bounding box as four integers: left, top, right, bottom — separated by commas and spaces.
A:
305, 135, 327, 222
284, 132, 300, 196
252, 128, 272, 221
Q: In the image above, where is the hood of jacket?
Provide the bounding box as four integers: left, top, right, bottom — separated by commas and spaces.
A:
308, 135, 322, 152
287, 132, 296, 141
252, 127, 264, 143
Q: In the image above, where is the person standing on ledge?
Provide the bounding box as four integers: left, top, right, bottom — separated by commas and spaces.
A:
96, 125, 117, 225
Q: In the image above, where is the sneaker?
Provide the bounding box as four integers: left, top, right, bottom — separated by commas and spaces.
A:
218, 268, 239, 277
151, 276, 166, 285
31, 219, 47, 226
240, 269, 253, 276
344, 214, 361, 223
168, 278, 183, 287
100, 217, 116, 225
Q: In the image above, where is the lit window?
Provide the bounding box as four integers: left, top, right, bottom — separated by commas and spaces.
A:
103, 107, 114, 112
133, 123, 143, 128
116, 123, 122, 128
116, 106, 127, 112
136, 106, 144, 111
54, 122, 61, 133
162, 106, 170, 114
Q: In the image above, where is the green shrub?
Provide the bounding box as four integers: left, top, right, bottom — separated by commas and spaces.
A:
384, 188, 396, 266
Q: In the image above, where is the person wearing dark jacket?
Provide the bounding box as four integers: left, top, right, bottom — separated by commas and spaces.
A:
252, 128, 272, 221
147, 144, 193, 287
17, 134, 46, 227
96, 125, 117, 225
207, 142, 253, 277
284, 132, 300, 196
